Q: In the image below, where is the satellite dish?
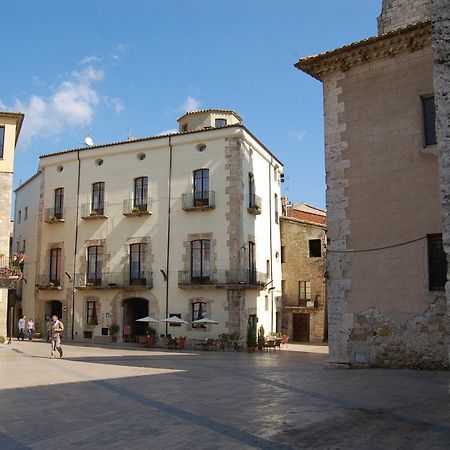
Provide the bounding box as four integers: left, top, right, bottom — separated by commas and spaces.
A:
85, 136, 94, 147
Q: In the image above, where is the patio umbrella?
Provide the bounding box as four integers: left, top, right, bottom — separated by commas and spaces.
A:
192, 317, 219, 340
136, 316, 160, 323
161, 316, 189, 340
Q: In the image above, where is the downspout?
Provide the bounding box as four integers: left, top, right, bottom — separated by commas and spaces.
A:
71, 150, 81, 340
268, 158, 274, 333
165, 136, 173, 335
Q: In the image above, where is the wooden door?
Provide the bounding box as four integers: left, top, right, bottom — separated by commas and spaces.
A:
293, 313, 310, 342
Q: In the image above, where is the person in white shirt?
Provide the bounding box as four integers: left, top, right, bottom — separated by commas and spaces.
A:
50, 315, 64, 358
27, 318, 35, 341
18, 316, 25, 341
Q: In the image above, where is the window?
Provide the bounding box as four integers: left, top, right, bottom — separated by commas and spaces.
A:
266, 260, 270, 278
265, 295, 269, 311
50, 248, 62, 286
0, 127, 4, 159
18, 210, 21, 224
298, 281, 311, 306
22, 240, 26, 252
215, 118, 227, 128
130, 243, 146, 284
169, 313, 182, 327
92, 182, 105, 214
191, 240, 210, 283
274, 194, 279, 223
248, 314, 257, 328
281, 246, 286, 263
422, 96, 437, 146
309, 239, 322, 257
192, 301, 207, 327
248, 173, 255, 208
134, 177, 148, 212
427, 234, 447, 291
86, 301, 98, 325
87, 246, 103, 286
193, 169, 209, 206
248, 241, 256, 283
54, 188, 64, 219
24, 207, 28, 221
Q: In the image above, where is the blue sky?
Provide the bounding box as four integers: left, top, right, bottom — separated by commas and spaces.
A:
3, 0, 381, 208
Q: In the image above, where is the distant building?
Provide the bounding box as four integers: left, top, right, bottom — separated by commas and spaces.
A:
280, 200, 326, 343
0, 112, 23, 339
295, 0, 449, 368
14, 109, 283, 345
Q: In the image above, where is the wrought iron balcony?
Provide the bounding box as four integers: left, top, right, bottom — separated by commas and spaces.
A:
44, 207, 66, 223
123, 199, 152, 216
36, 275, 63, 290
81, 203, 108, 220
178, 269, 267, 289
182, 191, 216, 210
248, 194, 262, 215
75, 271, 153, 289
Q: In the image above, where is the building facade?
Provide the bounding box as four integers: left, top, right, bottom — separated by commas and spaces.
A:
280, 202, 326, 343
14, 110, 283, 345
296, 1, 449, 368
0, 112, 23, 339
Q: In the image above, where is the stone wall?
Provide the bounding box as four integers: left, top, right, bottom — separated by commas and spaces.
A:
431, 0, 450, 365
377, 0, 430, 34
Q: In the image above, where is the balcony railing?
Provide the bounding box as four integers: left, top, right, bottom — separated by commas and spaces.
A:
36, 275, 63, 290
81, 203, 108, 219
75, 271, 153, 289
178, 269, 267, 288
248, 194, 262, 215
123, 199, 152, 216
0, 257, 22, 279
44, 207, 66, 223
182, 191, 216, 210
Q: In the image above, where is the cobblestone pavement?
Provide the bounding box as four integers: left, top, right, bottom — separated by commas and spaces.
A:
0, 341, 449, 449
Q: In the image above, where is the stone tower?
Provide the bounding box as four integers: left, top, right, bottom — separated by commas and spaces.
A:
377, 0, 431, 34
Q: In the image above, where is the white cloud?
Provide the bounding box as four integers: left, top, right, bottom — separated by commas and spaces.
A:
157, 129, 178, 136
79, 55, 101, 65
12, 66, 104, 148
181, 95, 200, 113
289, 130, 307, 141
104, 96, 124, 113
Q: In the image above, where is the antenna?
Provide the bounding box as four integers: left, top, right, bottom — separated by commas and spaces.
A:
85, 136, 94, 147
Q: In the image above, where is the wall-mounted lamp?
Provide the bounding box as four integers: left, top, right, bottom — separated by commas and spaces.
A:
160, 269, 168, 281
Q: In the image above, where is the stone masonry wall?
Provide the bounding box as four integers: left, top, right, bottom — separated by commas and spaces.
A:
431, 0, 450, 365
378, 0, 430, 34
323, 72, 352, 365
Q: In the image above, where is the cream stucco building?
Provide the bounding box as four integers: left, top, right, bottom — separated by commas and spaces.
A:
296, 0, 449, 368
14, 109, 283, 345
0, 111, 23, 339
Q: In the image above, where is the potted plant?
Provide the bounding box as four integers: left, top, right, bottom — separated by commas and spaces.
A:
257, 325, 265, 351
34, 322, 42, 339
109, 323, 119, 342
144, 326, 157, 346
247, 323, 257, 353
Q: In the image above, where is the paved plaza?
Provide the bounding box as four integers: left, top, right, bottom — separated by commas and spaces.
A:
0, 341, 449, 449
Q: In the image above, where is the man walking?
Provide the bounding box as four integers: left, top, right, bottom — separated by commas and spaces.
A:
18, 315, 25, 341
50, 315, 64, 358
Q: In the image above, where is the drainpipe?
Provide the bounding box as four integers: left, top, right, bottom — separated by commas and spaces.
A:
165, 136, 173, 336
268, 158, 274, 333
71, 149, 81, 340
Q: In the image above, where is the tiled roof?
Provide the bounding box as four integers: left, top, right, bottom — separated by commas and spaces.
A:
295, 20, 431, 80
177, 109, 243, 122
38, 123, 283, 166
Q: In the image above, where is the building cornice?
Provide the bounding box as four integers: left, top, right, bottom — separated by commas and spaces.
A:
295, 20, 431, 81
0, 111, 25, 144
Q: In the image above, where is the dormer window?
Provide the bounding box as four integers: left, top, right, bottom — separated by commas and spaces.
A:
215, 118, 227, 128
182, 124, 188, 132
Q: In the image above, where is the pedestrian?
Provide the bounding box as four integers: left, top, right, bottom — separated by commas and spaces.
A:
18, 315, 25, 341
50, 315, 64, 359
27, 318, 34, 341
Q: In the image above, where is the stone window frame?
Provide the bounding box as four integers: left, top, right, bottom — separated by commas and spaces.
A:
44, 241, 65, 286
298, 281, 311, 302
182, 232, 217, 277
79, 239, 108, 278
190, 297, 211, 329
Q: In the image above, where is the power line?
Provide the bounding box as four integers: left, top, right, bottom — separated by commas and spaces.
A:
327, 235, 427, 253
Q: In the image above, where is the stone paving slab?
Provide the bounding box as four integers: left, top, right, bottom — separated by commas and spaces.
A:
0, 341, 449, 449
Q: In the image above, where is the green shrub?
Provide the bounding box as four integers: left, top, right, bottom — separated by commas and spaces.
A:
0, 336, 5, 344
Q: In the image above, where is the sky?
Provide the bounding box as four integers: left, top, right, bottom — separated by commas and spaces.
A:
2, 0, 381, 209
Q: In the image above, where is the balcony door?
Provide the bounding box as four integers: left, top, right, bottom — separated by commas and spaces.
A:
87, 246, 103, 286
130, 243, 146, 285
54, 188, 64, 218
191, 239, 210, 283
193, 169, 209, 206
49, 248, 62, 286
92, 182, 105, 214
134, 177, 148, 212
248, 241, 256, 283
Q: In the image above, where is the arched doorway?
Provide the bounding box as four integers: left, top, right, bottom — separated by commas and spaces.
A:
122, 298, 148, 341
